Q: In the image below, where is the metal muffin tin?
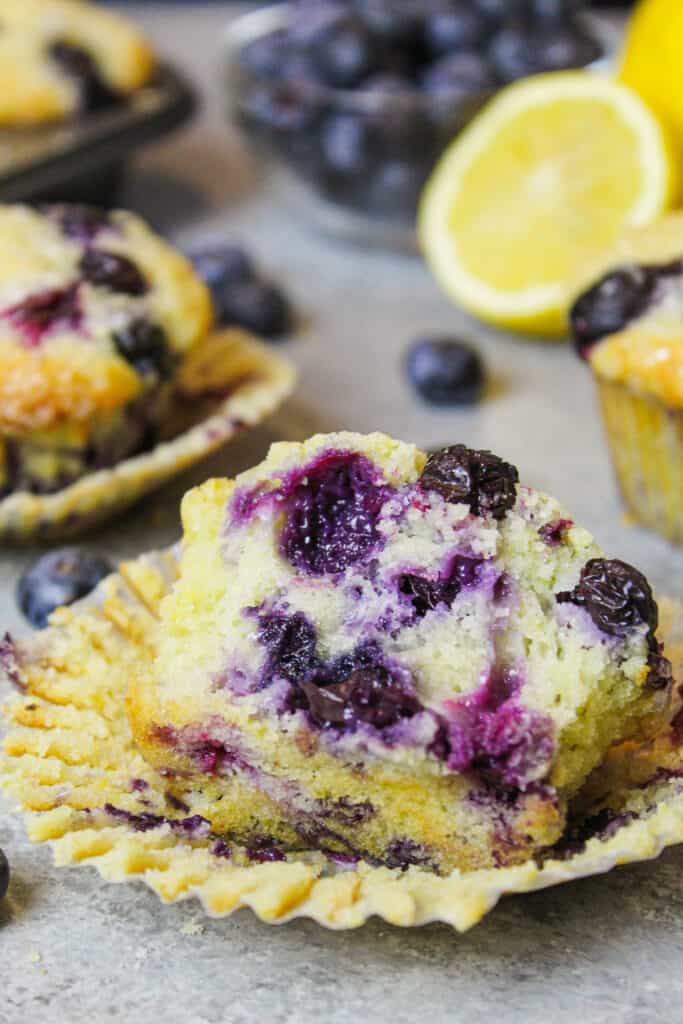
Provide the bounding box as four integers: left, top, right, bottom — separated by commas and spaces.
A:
0, 64, 196, 205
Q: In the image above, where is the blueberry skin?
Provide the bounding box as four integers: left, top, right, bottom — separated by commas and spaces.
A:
321, 113, 378, 177
422, 3, 488, 59
0, 848, 8, 901
238, 29, 290, 80
113, 319, 174, 378
17, 548, 114, 630
405, 338, 485, 405
421, 52, 498, 98
217, 280, 292, 339
310, 13, 382, 88
190, 246, 254, 299
488, 23, 537, 81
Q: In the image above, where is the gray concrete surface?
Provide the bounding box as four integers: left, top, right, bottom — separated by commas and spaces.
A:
2, 6, 683, 1023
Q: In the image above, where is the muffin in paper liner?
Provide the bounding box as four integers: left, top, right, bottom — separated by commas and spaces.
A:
1, 550, 683, 932
596, 378, 683, 547
0, 329, 296, 543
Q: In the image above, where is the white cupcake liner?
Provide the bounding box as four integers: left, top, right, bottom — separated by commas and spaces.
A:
1, 549, 683, 932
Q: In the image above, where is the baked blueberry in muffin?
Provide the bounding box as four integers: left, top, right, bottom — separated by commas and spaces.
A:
0, 203, 212, 497
129, 432, 671, 874
0, 0, 155, 125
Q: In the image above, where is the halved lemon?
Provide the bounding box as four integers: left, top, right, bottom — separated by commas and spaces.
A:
620, 0, 683, 153
418, 71, 678, 337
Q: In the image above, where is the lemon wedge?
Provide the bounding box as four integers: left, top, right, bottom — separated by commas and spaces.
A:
418, 71, 678, 337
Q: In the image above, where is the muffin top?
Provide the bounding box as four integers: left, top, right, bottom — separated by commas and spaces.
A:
571, 215, 683, 407
145, 432, 670, 800
0, 0, 155, 125
0, 204, 213, 434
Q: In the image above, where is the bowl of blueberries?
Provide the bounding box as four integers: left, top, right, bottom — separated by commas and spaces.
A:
226, 0, 606, 247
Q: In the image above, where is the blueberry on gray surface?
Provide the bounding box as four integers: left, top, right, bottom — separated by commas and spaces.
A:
570, 265, 658, 357
488, 23, 538, 81
405, 337, 485, 405
17, 548, 114, 629
79, 249, 148, 296
113, 319, 174, 378
420, 445, 519, 519
0, 848, 8, 901
238, 30, 291, 80
216, 279, 292, 339
190, 246, 254, 302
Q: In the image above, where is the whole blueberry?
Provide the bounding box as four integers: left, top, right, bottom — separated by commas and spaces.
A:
238, 30, 290, 79
474, 0, 521, 21
321, 113, 377, 177
217, 279, 292, 339
534, 27, 602, 72
489, 23, 537, 81
406, 338, 485, 405
352, 0, 423, 48
421, 51, 498, 98
311, 13, 382, 88
190, 246, 254, 303
242, 81, 318, 135
113, 319, 174, 378
79, 249, 148, 296
423, 3, 488, 58
420, 445, 519, 519
17, 548, 113, 629
366, 160, 427, 216
0, 848, 8, 901
570, 265, 657, 357
557, 558, 659, 639
531, 0, 581, 23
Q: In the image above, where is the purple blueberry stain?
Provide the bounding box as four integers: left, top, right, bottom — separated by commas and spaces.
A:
4, 285, 83, 347
539, 519, 573, 546
256, 608, 320, 686
280, 451, 393, 576
0, 633, 24, 690
398, 554, 485, 619
103, 804, 211, 838
211, 838, 233, 860
443, 669, 555, 791
45, 204, 113, 243
245, 836, 287, 863
130, 778, 150, 794
384, 838, 437, 872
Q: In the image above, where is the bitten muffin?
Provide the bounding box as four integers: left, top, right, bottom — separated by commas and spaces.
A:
0, 203, 212, 497
0, 0, 155, 125
128, 432, 672, 874
571, 215, 683, 545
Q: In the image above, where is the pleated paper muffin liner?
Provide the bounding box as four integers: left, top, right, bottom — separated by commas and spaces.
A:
1, 549, 683, 932
0, 329, 296, 543
597, 378, 683, 546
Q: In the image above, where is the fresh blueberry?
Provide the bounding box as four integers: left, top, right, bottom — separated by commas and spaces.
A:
45, 204, 112, 243
405, 337, 485, 405
49, 41, 120, 113
4, 285, 82, 347
79, 250, 148, 296
474, 0, 521, 21
570, 265, 657, 357
361, 71, 418, 95
422, 3, 488, 58
488, 23, 537, 81
352, 0, 423, 49
320, 113, 377, 177
0, 848, 8, 901
420, 445, 519, 519
534, 27, 602, 72
281, 452, 389, 575
190, 246, 254, 306
216, 279, 292, 339
365, 160, 427, 217
556, 559, 659, 639
310, 13, 382, 88
421, 51, 498, 98
242, 81, 318, 135
238, 29, 290, 79
17, 548, 113, 629
113, 319, 174, 378
531, 0, 581, 23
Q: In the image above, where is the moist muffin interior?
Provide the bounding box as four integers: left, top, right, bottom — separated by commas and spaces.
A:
129, 432, 671, 874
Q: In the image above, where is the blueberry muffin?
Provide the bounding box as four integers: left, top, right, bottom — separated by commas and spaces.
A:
0, 203, 212, 497
571, 215, 683, 545
128, 432, 672, 874
0, 0, 155, 125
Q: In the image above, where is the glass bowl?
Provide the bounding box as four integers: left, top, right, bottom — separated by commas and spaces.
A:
224, 4, 606, 250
